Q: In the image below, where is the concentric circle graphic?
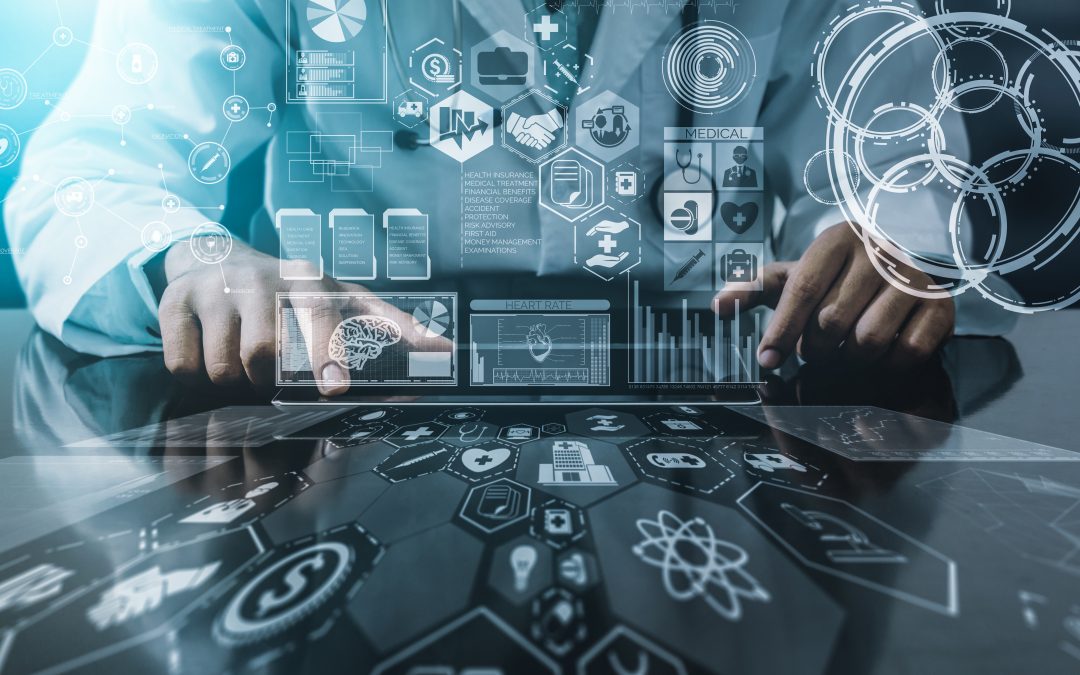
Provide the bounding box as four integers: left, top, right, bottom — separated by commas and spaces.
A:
815, 2, 1080, 311
662, 21, 757, 115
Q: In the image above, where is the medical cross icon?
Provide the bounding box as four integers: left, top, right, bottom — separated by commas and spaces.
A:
732, 211, 747, 230
534, 15, 560, 42
401, 426, 434, 442
598, 234, 617, 254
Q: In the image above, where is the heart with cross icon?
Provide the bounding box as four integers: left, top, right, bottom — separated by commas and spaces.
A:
720, 201, 759, 235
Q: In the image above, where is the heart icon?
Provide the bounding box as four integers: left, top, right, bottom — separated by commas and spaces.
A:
720, 201, 759, 234
461, 446, 511, 473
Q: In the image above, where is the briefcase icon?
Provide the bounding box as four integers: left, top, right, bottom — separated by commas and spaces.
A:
719, 249, 758, 283
477, 47, 529, 85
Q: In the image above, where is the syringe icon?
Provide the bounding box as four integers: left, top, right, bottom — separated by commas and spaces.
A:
552, 59, 579, 86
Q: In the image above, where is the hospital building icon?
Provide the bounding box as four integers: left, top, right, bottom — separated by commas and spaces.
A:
538, 440, 616, 486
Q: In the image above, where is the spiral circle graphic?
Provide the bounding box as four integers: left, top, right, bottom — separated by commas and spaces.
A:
662, 21, 757, 114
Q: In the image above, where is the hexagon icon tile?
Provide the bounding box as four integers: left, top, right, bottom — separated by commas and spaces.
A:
566, 407, 648, 440
588, 483, 843, 675
525, 4, 569, 51
459, 477, 533, 535
374, 440, 455, 483
470, 30, 538, 102
515, 436, 635, 507
429, 91, 494, 163
502, 89, 567, 164
529, 498, 586, 549
574, 208, 642, 282
408, 37, 462, 99
442, 420, 499, 448
385, 421, 447, 448
348, 522, 482, 653
489, 535, 553, 605
447, 441, 519, 482
498, 423, 540, 445
622, 437, 735, 495
556, 549, 600, 592
539, 147, 605, 223
574, 90, 639, 163
392, 89, 428, 129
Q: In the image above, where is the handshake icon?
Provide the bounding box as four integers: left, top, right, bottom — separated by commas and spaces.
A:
506, 109, 563, 150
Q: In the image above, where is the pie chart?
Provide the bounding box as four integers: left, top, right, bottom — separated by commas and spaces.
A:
412, 300, 451, 338
306, 0, 366, 44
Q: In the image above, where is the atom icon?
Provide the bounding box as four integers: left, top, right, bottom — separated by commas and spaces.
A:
632, 510, 771, 620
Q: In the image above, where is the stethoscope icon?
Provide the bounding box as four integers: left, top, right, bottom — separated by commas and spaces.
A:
674, 147, 704, 185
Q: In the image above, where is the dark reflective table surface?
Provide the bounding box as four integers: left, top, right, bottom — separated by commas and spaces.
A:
2, 310, 1079, 674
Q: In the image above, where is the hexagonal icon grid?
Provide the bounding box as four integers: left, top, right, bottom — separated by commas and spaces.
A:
459, 477, 533, 535
565, 407, 649, 440
471, 30, 539, 102
408, 37, 462, 99
429, 90, 494, 163
392, 88, 429, 128
608, 161, 646, 204
539, 147, 605, 223
374, 440, 456, 483
540, 44, 595, 105
447, 440, 520, 482
524, 5, 569, 51
573, 208, 642, 282
555, 549, 600, 592
498, 423, 540, 445
385, 421, 448, 448
622, 437, 735, 495
529, 498, 586, 549
489, 535, 553, 606
573, 90, 639, 163
501, 89, 567, 164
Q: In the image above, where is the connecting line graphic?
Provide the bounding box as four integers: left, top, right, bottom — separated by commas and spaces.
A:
632, 510, 770, 620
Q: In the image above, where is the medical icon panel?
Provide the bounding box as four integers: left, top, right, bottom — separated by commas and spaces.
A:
429, 91, 494, 163
408, 37, 462, 98
717, 141, 764, 191
663, 192, 713, 242
715, 192, 764, 243
715, 243, 764, 292
525, 4, 569, 51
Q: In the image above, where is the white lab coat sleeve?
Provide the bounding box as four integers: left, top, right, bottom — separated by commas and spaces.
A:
3, 0, 282, 356
758, 0, 1015, 335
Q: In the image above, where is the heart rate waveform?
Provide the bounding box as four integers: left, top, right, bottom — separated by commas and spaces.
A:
470, 313, 610, 387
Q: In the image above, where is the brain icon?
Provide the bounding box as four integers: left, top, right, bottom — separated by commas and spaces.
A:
328, 315, 402, 371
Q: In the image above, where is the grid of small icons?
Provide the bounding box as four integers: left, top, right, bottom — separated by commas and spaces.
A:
662, 127, 765, 293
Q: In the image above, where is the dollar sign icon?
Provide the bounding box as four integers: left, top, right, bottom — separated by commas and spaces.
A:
214, 541, 353, 646
255, 552, 325, 618
422, 53, 451, 83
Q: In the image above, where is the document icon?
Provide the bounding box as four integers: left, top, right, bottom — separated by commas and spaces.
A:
276, 208, 323, 280
551, 159, 593, 209
330, 208, 376, 281
383, 208, 431, 280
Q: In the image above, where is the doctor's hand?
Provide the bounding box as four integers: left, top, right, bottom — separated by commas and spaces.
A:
156, 240, 433, 396
713, 223, 955, 370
